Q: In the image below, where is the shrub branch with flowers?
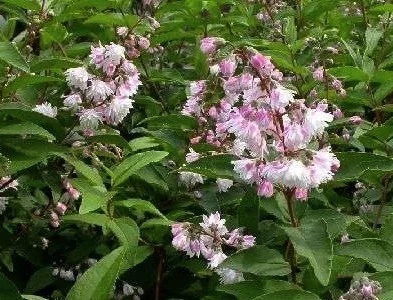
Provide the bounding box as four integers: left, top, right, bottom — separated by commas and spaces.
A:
0, 0, 393, 300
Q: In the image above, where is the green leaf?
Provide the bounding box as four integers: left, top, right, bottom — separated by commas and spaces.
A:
369, 271, 393, 300
238, 188, 259, 235
66, 247, 125, 300
129, 137, 159, 152
71, 178, 107, 214
220, 246, 291, 277
4, 75, 63, 96
182, 154, 235, 178
284, 220, 333, 286
0, 122, 55, 141
328, 66, 368, 82
112, 150, 168, 186
40, 23, 68, 45
30, 57, 82, 73
365, 27, 383, 56
335, 152, 393, 181
114, 199, 168, 220
84, 13, 137, 26
0, 42, 29, 72
63, 213, 110, 226
252, 289, 321, 300
218, 280, 296, 300
138, 114, 197, 131
88, 134, 132, 152
55, 153, 104, 187
108, 218, 139, 272
380, 215, 393, 246
0, 272, 22, 300
24, 267, 55, 294
337, 238, 393, 271
22, 295, 48, 300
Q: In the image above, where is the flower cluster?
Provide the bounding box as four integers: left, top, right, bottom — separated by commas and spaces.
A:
312, 66, 346, 97
339, 277, 382, 300
60, 41, 142, 135
171, 212, 255, 284
182, 40, 340, 200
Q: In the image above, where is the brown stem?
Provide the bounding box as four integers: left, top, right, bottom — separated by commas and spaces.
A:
155, 247, 164, 300
285, 189, 298, 283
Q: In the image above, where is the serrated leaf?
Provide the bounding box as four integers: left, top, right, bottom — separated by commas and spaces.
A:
0, 122, 55, 140
220, 246, 290, 277
337, 238, 393, 271
0, 42, 29, 72
66, 247, 125, 300
55, 153, 103, 187
252, 289, 320, 300
112, 150, 168, 186
71, 178, 107, 214
114, 199, 167, 220
182, 154, 235, 178
284, 220, 333, 286
0, 272, 22, 300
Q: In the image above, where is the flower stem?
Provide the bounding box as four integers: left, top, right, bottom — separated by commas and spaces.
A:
285, 189, 298, 283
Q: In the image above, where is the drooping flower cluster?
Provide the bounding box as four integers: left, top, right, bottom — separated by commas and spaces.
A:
182, 40, 340, 200
339, 277, 382, 300
171, 212, 255, 284
60, 42, 141, 135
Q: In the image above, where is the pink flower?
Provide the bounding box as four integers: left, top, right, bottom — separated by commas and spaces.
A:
332, 78, 343, 90
219, 57, 237, 77
250, 53, 274, 76
200, 212, 228, 236
55, 202, 67, 215
200, 37, 219, 55
270, 85, 295, 110
138, 37, 150, 50
68, 187, 80, 200
257, 180, 274, 197
349, 116, 363, 125
295, 188, 308, 201
185, 148, 200, 163
312, 67, 324, 81
232, 159, 257, 183
284, 123, 309, 150
332, 106, 343, 119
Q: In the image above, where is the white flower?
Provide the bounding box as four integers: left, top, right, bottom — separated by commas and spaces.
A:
86, 80, 113, 102
232, 159, 256, 183
270, 85, 295, 110
79, 108, 103, 130
215, 268, 244, 284
200, 212, 228, 236
32, 102, 57, 118
179, 172, 204, 188
185, 148, 200, 163
59, 269, 74, 281
284, 123, 309, 150
117, 27, 128, 37
104, 43, 125, 66
303, 108, 334, 137
216, 178, 233, 193
65, 67, 90, 90
281, 159, 311, 189
208, 251, 227, 268
106, 96, 133, 125
62, 94, 82, 109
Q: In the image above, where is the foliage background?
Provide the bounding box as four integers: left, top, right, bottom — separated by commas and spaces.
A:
1, 0, 393, 299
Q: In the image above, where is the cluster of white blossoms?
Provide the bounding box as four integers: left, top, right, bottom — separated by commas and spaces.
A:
172, 212, 255, 284
33, 39, 142, 136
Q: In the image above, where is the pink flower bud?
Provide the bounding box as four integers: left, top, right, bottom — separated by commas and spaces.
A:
333, 107, 343, 119
250, 53, 274, 75
208, 106, 218, 119
127, 48, 140, 58
55, 202, 67, 215
138, 37, 150, 50
200, 37, 218, 55
257, 181, 274, 198
349, 116, 363, 125
219, 58, 237, 77
332, 79, 343, 90
312, 67, 324, 81
361, 285, 373, 297
190, 136, 202, 144
295, 188, 308, 201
